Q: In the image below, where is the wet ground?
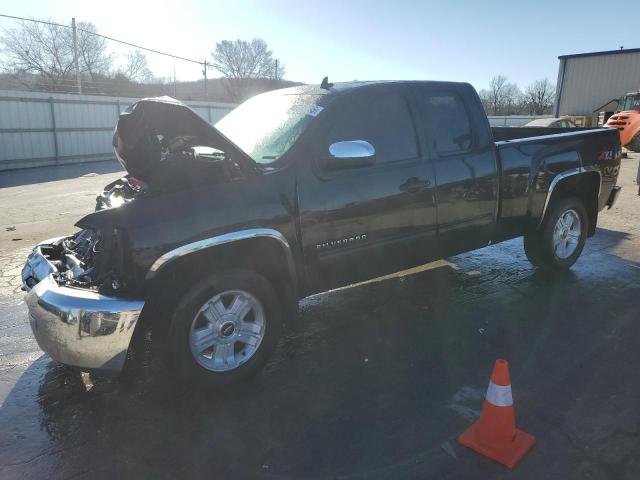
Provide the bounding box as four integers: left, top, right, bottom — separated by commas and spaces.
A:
1, 157, 639, 479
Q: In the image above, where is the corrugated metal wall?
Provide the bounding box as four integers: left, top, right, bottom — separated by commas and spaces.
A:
556, 51, 640, 116
0, 90, 236, 171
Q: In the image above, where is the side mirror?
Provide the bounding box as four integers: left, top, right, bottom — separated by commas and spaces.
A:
324, 140, 376, 170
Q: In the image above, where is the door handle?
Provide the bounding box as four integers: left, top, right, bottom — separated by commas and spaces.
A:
400, 177, 430, 194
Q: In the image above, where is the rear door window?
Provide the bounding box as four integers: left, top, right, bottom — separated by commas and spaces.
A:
422, 93, 473, 155
325, 90, 418, 164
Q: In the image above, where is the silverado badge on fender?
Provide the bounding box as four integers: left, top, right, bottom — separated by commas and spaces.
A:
316, 234, 368, 250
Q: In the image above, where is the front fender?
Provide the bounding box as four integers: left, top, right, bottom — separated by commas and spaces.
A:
145, 228, 297, 289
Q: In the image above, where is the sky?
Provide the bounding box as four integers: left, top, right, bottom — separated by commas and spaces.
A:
0, 0, 636, 91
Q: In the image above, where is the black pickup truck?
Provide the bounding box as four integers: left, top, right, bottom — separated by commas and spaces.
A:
22, 81, 622, 387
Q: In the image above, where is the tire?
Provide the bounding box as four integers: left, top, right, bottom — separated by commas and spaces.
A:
523, 196, 588, 270
523, 233, 545, 267
167, 269, 284, 388
626, 132, 640, 153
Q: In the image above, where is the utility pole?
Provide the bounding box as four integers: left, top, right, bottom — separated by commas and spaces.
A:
203, 60, 208, 100
275, 59, 279, 80
173, 65, 177, 97
71, 17, 82, 94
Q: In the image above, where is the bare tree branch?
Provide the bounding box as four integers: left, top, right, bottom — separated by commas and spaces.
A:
479, 75, 522, 115
211, 38, 284, 101
119, 50, 152, 82
0, 19, 113, 92
524, 78, 555, 115
76, 22, 114, 79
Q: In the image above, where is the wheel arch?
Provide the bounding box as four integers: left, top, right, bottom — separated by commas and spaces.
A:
140, 229, 298, 334
539, 168, 601, 236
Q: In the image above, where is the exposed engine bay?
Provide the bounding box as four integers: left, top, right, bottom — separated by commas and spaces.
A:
58, 230, 103, 285
23, 230, 104, 291
112, 96, 251, 187
95, 175, 145, 211
29, 176, 146, 292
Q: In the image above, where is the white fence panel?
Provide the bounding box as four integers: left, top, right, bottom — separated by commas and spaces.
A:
487, 115, 552, 127
0, 132, 55, 161
0, 90, 236, 171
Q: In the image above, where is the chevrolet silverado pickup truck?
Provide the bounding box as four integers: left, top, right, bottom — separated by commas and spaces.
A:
22, 81, 622, 387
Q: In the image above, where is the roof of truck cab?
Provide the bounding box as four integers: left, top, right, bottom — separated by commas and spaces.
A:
273, 81, 472, 101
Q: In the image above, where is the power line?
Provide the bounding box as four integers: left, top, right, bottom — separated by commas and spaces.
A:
0, 13, 67, 28
0, 13, 205, 65
77, 28, 203, 65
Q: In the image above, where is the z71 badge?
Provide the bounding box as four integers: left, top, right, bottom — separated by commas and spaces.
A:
598, 148, 620, 162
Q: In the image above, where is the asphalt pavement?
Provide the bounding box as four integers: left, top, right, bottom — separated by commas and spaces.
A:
0, 156, 639, 479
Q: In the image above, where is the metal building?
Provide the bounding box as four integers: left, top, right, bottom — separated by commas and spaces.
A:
554, 48, 640, 117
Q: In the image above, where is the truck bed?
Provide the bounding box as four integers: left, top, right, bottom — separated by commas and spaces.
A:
491, 126, 594, 142
491, 126, 621, 240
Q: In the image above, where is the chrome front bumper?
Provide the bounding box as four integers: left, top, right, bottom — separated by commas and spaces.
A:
22, 240, 144, 373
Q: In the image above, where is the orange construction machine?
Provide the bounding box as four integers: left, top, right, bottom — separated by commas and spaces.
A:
605, 91, 640, 152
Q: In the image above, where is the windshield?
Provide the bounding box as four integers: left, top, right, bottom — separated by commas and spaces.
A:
215, 90, 323, 164
622, 94, 640, 111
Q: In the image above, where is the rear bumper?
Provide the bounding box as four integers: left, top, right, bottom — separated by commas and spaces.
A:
606, 185, 622, 209
23, 240, 144, 373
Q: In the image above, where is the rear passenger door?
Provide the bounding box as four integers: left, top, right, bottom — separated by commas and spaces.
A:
298, 85, 438, 292
412, 85, 499, 256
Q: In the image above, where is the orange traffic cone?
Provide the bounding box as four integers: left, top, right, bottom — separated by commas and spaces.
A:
457, 359, 535, 468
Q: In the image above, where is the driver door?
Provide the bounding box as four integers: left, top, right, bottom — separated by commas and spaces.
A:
297, 85, 438, 293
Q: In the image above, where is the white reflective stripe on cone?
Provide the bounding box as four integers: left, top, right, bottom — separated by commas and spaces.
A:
486, 381, 513, 407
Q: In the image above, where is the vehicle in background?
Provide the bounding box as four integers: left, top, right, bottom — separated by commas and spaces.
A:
524, 117, 577, 128
605, 91, 640, 152
22, 82, 622, 388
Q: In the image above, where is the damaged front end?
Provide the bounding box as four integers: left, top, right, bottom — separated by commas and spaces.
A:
23, 230, 103, 291
22, 195, 143, 373
23, 213, 131, 296
22, 230, 143, 373
22, 96, 251, 373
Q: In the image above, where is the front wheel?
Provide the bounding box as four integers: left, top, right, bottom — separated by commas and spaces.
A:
167, 269, 284, 388
524, 196, 588, 270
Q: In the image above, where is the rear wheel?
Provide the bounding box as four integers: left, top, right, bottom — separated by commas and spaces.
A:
167, 269, 284, 388
524, 196, 587, 270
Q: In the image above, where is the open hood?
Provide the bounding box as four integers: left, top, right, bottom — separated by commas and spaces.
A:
112, 96, 252, 185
